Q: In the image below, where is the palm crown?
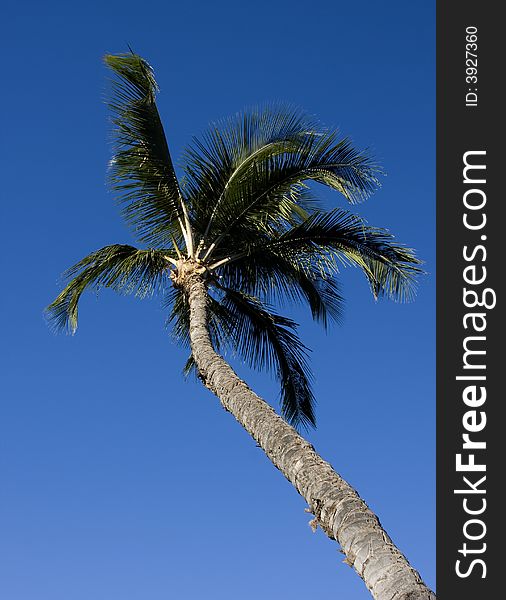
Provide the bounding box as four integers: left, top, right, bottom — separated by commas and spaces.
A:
47, 53, 422, 429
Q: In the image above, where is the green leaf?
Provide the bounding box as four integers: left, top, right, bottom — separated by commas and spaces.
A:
213, 208, 423, 304
180, 105, 381, 258
105, 53, 187, 247
209, 285, 316, 428
46, 245, 172, 333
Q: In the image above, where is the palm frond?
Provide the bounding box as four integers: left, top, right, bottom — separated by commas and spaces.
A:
164, 286, 190, 346
182, 354, 198, 378
213, 209, 422, 303
217, 288, 316, 429
216, 252, 344, 328
46, 245, 172, 333
205, 136, 379, 255
180, 105, 381, 258
182, 105, 320, 234
105, 53, 189, 248
272, 209, 423, 301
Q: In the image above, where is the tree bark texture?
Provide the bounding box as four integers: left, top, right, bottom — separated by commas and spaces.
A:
184, 273, 435, 600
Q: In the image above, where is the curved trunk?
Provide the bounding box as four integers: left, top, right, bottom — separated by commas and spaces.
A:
184, 273, 435, 600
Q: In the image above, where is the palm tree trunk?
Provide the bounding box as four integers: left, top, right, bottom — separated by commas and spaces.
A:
183, 272, 435, 600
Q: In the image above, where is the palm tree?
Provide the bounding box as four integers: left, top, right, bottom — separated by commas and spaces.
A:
46, 53, 435, 600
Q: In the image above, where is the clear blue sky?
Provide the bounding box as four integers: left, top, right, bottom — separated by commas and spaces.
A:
1, 1, 435, 598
